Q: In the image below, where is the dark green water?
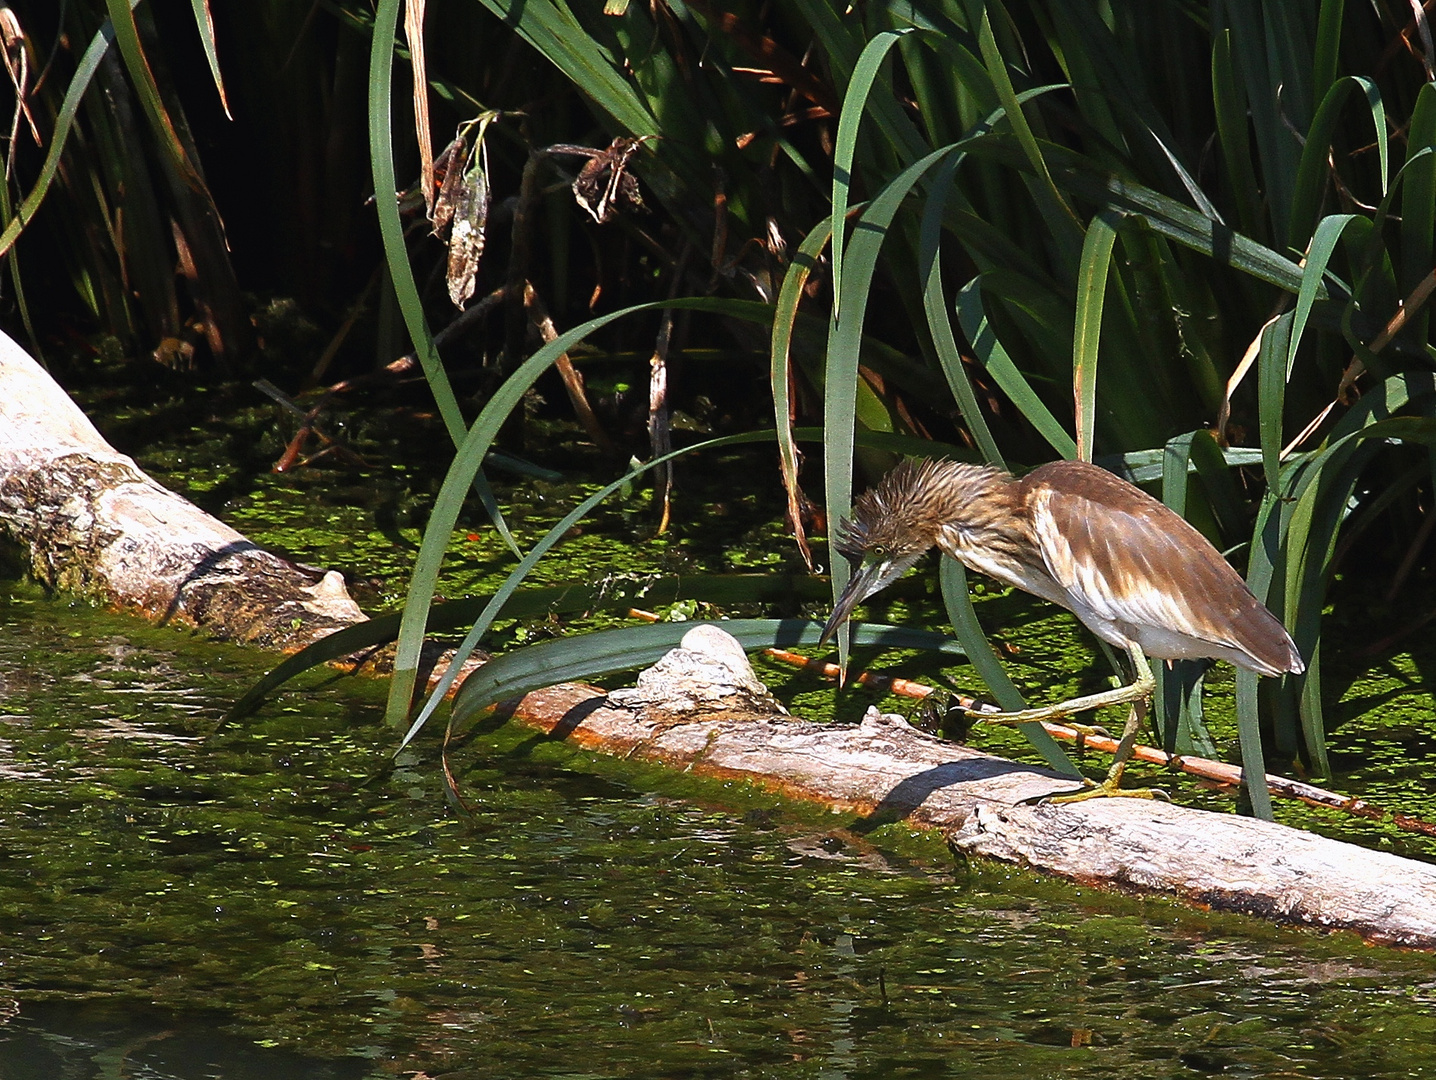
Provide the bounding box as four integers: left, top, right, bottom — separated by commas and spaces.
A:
3, 586, 1436, 1079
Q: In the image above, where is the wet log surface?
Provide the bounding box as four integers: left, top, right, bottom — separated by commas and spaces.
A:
4, 331, 1433, 947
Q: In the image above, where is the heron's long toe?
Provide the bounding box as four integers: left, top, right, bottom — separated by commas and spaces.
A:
1043, 779, 1170, 803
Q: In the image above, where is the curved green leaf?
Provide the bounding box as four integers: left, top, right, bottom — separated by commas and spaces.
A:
955, 279, 1076, 459
386, 296, 774, 727
369, 0, 516, 558
939, 558, 1079, 778
831, 29, 912, 317
771, 216, 835, 568
449, 619, 970, 729
1287, 76, 1385, 247
825, 145, 955, 674
400, 430, 787, 748
0, 7, 134, 257
921, 151, 1004, 469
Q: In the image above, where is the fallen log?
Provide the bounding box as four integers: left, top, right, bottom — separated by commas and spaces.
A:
0, 330, 364, 650
3, 330, 1433, 947
506, 625, 1436, 949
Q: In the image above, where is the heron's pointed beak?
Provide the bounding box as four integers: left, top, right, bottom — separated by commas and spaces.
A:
819, 557, 892, 646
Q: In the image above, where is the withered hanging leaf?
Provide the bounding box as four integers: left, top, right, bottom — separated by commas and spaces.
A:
431, 133, 469, 236
446, 159, 489, 309
572, 137, 647, 224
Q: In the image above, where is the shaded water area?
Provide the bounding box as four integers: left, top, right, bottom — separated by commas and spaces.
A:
3, 586, 1436, 1078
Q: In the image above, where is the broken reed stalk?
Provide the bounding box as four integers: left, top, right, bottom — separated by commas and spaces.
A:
524, 281, 614, 454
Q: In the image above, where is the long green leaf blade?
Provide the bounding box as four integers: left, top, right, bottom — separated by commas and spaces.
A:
449, 619, 969, 729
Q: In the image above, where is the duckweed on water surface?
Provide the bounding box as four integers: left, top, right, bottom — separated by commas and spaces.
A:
3, 586, 1436, 1078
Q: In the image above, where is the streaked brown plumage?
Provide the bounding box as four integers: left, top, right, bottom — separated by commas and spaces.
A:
822, 458, 1304, 799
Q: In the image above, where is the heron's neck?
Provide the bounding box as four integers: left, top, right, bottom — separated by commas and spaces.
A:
926, 463, 1045, 590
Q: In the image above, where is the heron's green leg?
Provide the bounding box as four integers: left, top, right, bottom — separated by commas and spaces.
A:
986, 650, 1169, 803
969, 647, 1156, 728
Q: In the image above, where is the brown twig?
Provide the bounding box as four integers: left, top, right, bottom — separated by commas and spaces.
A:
253, 379, 367, 472
524, 282, 615, 454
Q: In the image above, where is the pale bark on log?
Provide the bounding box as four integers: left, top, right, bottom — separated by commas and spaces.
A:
3, 332, 1434, 947
0, 331, 364, 650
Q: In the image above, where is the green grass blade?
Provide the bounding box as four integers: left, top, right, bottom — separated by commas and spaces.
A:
825, 145, 954, 672
1073, 209, 1119, 462
1288, 76, 1385, 246
230, 569, 844, 725
970, 0, 1079, 254
831, 29, 912, 318
1289, 214, 1359, 377
920, 153, 1004, 468
367, 0, 462, 444
1281, 413, 1436, 771
939, 558, 1079, 778
386, 296, 774, 726
955, 279, 1076, 459
103, 0, 209, 195
1400, 84, 1436, 345
224, 617, 412, 726
1157, 432, 1219, 754
187, 0, 231, 118
1234, 670, 1274, 820
1051, 168, 1311, 294
368, 0, 517, 556
771, 216, 835, 566
399, 430, 790, 748
1258, 311, 1294, 492
1102, 445, 1264, 485
1312, 0, 1344, 102
473, 0, 657, 135
0, 8, 131, 257
1235, 488, 1287, 822
1212, 29, 1263, 237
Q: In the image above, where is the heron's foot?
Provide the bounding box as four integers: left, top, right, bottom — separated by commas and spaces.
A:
1064, 721, 1110, 738
964, 702, 1074, 727
1041, 779, 1170, 804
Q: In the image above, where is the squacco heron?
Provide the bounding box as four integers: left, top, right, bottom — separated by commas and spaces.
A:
820, 458, 1305, 800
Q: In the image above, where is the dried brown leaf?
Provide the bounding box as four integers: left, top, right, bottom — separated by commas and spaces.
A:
432, 133, 468, 236
446, 161, 489, 309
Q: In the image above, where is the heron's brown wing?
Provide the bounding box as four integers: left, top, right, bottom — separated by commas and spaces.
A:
1023, 461, 1300, 672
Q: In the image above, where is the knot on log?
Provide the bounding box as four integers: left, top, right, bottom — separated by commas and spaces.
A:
608, 624, 788, 716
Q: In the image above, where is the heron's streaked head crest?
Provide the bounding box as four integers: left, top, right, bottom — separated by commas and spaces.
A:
822, 459, 1006, 645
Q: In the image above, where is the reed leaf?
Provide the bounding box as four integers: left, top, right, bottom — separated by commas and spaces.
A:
1072, 209, 1119, 462
939, 558, 1079, 778
400, 430, 794, 749
449, 619, 970, 731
